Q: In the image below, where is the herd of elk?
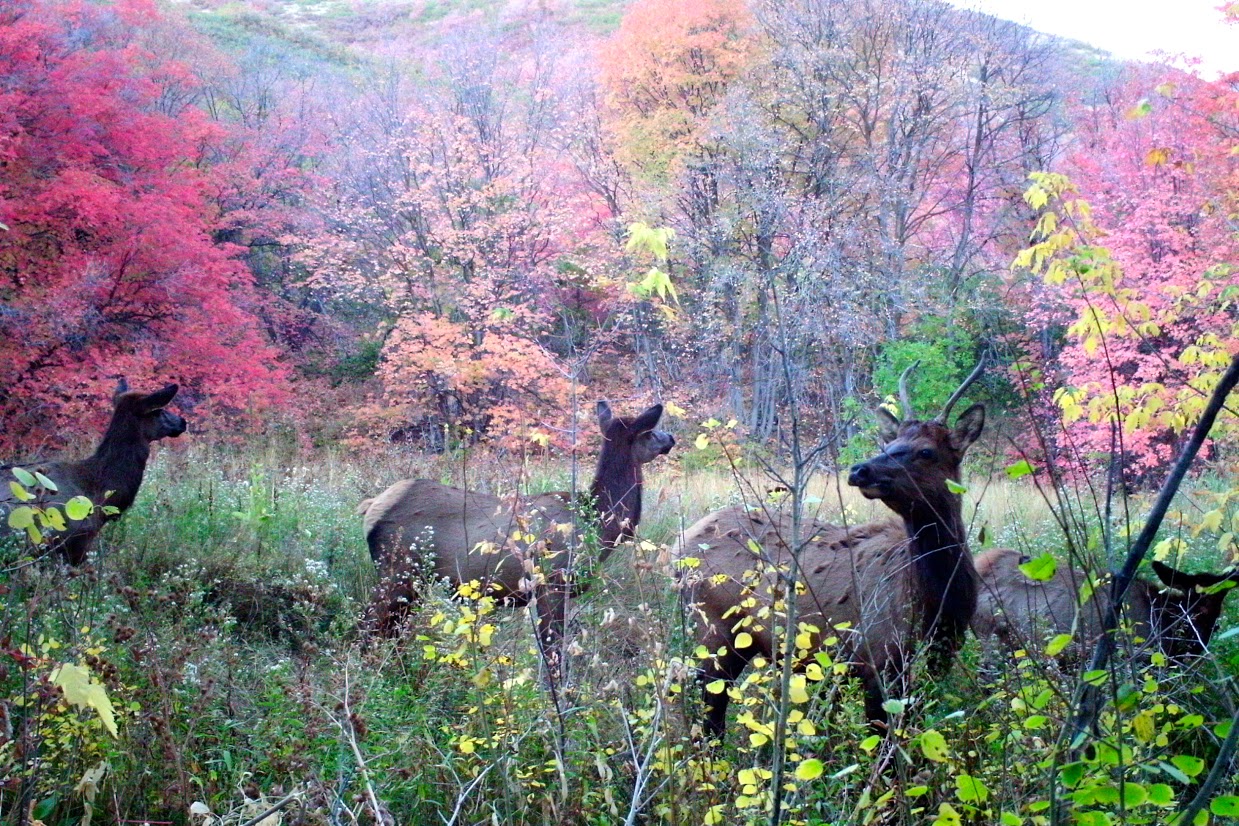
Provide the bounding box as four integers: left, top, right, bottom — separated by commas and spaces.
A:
358, 402, 675, 650
675, 365, 987, 738
1, 380, 187, 565
973, 546, 1239, 661
6, 371, 1235, 747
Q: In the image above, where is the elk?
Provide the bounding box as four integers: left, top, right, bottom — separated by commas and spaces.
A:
973, 547, 1239, 661
1, 381, 187, 565
675, 364, 985, 738
360, 402, 675, 649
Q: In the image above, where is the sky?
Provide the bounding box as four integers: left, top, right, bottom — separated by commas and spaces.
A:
947, 0, 1237, 77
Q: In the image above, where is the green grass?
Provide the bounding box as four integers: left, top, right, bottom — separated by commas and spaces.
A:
2, 441, 1237, 825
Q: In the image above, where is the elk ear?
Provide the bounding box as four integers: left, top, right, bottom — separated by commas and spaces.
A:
1153, 560, 1239, 591
876, 408, 901, 444
630, 404, 664, 433
141, 384, 179, 412
596, 401, 614, 431
949, 404, 985, 452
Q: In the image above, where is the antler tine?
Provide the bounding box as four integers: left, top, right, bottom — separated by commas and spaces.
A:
898, 360, 920, 421
936, 354, 988, 424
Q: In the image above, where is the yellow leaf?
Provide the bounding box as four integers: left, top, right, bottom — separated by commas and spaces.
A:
52, 663, 118, 737
734, 632, 753, 650
1145, 147, 1170, 167
789, 675, 810, 704
795, 759, 824, 781
920, 729, 950, 762
695, 433, 710, 450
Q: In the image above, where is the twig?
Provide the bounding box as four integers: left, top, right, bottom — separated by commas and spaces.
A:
237, 791, 302, 826
337, 666, 389, 826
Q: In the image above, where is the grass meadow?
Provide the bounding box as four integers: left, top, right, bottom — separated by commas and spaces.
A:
2, 435, 1238, 826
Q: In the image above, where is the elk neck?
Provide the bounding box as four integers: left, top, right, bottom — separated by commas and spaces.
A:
900, 489, 978, 641
589, 442, 643, 548
81, 414, 152, 513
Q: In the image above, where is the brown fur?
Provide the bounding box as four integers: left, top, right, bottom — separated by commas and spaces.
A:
1, 382, 187, 565
361, 402, 674, 645
677, 405, 985, 739
973, 546, 1239, 660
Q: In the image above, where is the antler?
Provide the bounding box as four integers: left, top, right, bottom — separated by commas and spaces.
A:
935, 354, 988, 424
898, 360, 920, 421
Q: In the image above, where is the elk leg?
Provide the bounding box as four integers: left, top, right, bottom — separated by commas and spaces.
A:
857, 663, 890, 731
534, 580, 570, 677
365, 575, 420, 638
696, 644, 750, 743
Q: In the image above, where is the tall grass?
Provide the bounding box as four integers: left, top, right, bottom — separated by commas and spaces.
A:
1, 439, 1236, 826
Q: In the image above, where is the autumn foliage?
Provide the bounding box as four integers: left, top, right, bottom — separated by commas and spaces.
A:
1021, 68, 1239, 473
0, 0, 1234, 474
0, 0, 288, 451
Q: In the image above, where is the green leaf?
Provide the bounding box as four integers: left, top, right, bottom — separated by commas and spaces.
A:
51, 663, 118, 737
8, 481, 34, 502
932, 802, 963, 826
33, 471, 57, 492
1045, 633, 1074, 656
1019, 553, 1058, 581
1082, 669, 1108, 686
920, 729, 950, 762
1147, 784, 1175, 806
945, 479, 967, 495
40, 507, 66, 532
1171, 755, 1205, 778
1211, 796, 1239, 816
8, 506, 35, 530
1005, 459, 1035, 480
882, 698, 906, 716
11, 467, 36, 487
64, 496, 93, 522
955, 774, 990, 803
795, 759, 824, 781
1122, 783, 1147, 807
1060, 762, 1085, 788
1000, 813, 1022, 826
32, 798, 57, 821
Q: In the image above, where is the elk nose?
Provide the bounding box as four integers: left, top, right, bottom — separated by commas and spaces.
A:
847, 463, 871, 488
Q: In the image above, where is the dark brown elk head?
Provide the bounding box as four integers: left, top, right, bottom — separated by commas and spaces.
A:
848, 406, 985, 517
1147, 560, 1239, 657
111, 380, 188, 444
848, 358, 986, 517
593, 402, 675, 547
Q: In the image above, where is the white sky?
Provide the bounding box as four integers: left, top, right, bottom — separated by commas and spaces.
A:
947, 0, 1237, 78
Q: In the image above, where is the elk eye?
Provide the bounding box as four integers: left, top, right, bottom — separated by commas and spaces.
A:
918, 448, 935, 460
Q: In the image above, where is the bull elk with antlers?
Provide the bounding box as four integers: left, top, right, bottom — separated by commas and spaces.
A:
675, 362, 986, 738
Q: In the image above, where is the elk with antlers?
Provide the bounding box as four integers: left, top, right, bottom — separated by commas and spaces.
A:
973, 547, 1239, 661
675, 362, 986, 738
360, 402, 675, 650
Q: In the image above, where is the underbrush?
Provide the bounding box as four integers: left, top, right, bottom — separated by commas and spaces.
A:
1, 443, 1237, 825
